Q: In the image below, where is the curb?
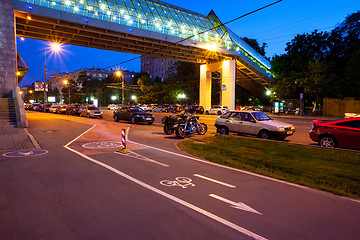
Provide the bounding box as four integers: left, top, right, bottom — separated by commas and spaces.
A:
24, 128, 41, 149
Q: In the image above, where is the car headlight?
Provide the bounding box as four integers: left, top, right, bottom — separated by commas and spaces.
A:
279, 127, 285, 131
291, 126, 295, 130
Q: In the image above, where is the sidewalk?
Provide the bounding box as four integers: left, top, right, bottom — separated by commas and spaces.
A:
0, 126, 37, 151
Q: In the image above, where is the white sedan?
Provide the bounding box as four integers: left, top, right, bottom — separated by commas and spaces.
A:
205, 106, 229, 115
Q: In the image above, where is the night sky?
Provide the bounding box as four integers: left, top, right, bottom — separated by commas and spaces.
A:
17, 0, 360, 86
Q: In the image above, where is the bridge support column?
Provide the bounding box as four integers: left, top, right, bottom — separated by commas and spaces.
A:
199, 60, 236, 111
221, 60, 236, 110
199, 64, 212, 111
0, 0, 17, 97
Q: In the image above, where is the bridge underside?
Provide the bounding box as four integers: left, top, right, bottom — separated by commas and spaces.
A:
15, 10, 271, 101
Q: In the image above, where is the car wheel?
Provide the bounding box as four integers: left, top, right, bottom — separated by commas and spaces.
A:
114, 115, 119, 122
319, 135, 336, 148
219, 126, 229, 135
217, 111, 221, 115
147, 122, 153, 125
86, 114, 90, 118
205, 110, 209, 115
130, 116, 136, 124
258, 130, 270, 139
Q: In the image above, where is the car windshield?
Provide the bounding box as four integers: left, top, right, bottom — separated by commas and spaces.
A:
88, 106, 98, 110
252, 112, 271, 121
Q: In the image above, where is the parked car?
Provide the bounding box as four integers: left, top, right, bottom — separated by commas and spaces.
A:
66, 104, 81, 116
30, 103, 42, 111
24, 103, 32, 110
113, 106, 154, 124
165, 105, 184, 113
153, 106, 165, 112
56, 105, 68, 114
187, 105, 204, 114
205, 106, 229, 115
79, 105, 103, 118
309, 117, 360, 149
49, 104, 59, 113
43, 103, 52, 112
108, 104, 119, 110
215, 110, 295, 140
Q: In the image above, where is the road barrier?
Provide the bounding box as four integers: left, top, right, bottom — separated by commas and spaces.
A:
122, 129, 126, 149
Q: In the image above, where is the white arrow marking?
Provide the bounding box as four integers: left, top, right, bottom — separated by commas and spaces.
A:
209, 194, 262, 215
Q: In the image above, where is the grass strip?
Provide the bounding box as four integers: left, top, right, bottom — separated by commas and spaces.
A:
178, 135, 360, 199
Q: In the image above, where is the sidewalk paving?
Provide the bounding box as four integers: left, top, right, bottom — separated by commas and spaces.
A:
0, 126, 36, 151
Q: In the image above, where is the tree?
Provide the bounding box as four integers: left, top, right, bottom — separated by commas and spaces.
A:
242, 37, 267, 57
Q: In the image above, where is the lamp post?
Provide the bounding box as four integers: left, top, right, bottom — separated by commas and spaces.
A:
44, 42, 62, 110
63, 79, 70, 104
28, 89, 34, 102
115, 71, 124, 106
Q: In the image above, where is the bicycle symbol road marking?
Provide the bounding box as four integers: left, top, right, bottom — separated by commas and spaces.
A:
160, 177, 195, 188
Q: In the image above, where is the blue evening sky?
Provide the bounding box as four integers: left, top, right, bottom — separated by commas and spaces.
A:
18, 0, 360, 86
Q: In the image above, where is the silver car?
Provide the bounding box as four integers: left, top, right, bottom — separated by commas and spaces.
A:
215, 110, 295, 140
79, 105, 103, 118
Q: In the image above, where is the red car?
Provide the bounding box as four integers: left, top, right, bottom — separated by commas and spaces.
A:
309, 117, 360, 149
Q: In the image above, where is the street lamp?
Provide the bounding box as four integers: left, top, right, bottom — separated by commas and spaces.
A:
115, 70, 124, 106
44, 42, 62, 110
28, 89, 34, 102
63, 79, 70, 104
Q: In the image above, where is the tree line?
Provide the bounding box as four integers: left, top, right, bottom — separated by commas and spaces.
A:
271, 11, 360, 106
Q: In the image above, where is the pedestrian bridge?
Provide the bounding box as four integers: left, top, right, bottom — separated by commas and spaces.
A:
12, 0, 273, 108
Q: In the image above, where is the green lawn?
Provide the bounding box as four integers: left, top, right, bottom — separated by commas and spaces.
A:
178, 136, 360, 199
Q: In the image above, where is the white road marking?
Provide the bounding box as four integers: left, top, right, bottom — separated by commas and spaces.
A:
127, 140, 324, 193
63, 128, 268, 240
209, 194, 263, 215
194, 174, 236, 188
114, 151, 169, 167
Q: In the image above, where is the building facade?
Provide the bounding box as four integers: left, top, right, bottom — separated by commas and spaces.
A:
141, 56, 177, 81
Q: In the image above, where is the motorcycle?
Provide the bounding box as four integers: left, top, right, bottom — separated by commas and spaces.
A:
175, 114, 207, 139
161, 112, 188, 135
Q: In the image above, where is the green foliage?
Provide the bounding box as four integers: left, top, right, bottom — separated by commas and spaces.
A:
242, 37, 267, 57
271, 11, 360, 102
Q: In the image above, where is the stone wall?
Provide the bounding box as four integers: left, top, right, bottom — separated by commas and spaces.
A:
0, 0, 17, 98
323, 98, 360, 116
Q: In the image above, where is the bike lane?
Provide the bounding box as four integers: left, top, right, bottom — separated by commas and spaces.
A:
64, 117, 360, 240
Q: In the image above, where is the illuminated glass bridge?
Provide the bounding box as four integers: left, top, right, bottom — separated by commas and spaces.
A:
13, 0, 273, 107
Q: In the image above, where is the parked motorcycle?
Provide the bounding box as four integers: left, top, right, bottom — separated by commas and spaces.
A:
161, 113, 188, 135
175, 114, 207, 139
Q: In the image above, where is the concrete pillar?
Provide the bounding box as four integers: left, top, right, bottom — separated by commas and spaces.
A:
221, 60, 236, 110
0, 0, 17, 98
199, 64, 212, 111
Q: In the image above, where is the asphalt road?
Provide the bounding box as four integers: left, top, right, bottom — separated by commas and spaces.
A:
1, 111, 359, 240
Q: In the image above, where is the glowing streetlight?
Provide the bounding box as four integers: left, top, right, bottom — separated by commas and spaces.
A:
44, 42, 63, 109
63, 79, 70, 104
115, 70, 124, 106
111, 95, 117, 101
266, 90, 271, 96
